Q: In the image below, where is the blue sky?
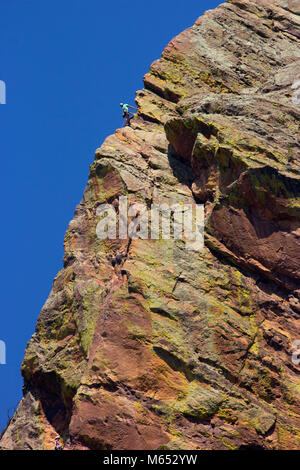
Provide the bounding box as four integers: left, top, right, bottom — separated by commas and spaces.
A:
0, 0, 223, 432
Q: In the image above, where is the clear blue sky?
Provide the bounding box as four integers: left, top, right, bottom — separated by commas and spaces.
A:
0, 0, 223, 432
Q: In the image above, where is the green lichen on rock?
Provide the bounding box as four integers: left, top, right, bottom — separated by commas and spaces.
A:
1, 0, 300, 451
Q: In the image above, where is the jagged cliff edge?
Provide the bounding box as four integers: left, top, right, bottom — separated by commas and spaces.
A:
1, 0, 300, 450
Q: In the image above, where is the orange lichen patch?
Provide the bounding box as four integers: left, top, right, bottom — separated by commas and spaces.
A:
2, 0, 300, 451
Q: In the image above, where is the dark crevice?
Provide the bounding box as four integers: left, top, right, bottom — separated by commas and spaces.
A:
167, 144, 194, 186
196, 356, 238, 386
153, 346, 195, 382
149, 306, 178, 322
138, 112, 162, 125
182, 414, 212, 426
144, 78, 182, 104
24, 371, 76, 440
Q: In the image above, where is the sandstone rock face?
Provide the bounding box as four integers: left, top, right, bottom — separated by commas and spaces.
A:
1, 0, 299, 450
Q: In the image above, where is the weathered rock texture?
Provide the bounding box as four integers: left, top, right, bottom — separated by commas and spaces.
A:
1, 0, 300, 450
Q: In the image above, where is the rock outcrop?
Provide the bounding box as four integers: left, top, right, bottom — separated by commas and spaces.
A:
1, 0, 299, 450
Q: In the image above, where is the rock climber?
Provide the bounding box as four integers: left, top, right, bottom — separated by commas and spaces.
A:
109, 251, 127, 283
110, 251, 126, 267
54, 436, 62, 450
116, 251, 127, 265
120, 103, 137, 127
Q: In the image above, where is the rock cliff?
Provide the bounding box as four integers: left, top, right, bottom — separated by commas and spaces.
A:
1, 0, 300, 450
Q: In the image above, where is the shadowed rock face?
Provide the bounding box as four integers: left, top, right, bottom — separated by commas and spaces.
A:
1, 0, 299, 450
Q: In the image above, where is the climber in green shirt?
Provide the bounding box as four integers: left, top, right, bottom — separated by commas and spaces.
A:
120, 103, 137, 127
